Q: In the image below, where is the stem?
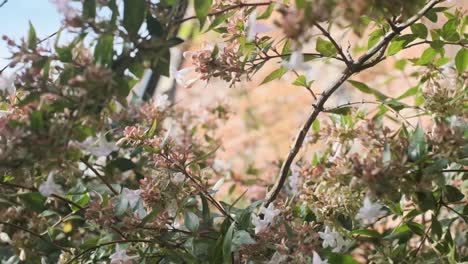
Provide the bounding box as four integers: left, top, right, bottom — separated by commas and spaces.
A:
80, 158, 118, 195
176, 1, 273, 24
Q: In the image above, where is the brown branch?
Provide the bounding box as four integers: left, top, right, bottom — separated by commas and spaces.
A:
175, 1, 272, 24
0, 221, 71, 252
0, 0, 7, 8
80, 158, 119, 195
313, 22, 352, 66
264, 0, 442, 207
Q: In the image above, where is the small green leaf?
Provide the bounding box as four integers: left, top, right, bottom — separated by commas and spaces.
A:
146, 14, 164, 37
408, 125, 427, 161
232, 230, 255, 250
387, 40, 405, 56
83, 0, 96, 20
454, 48, 467, 73
441, 18, 459, 42
184, 211, 200, 232
351, 229, 381, 238
222, 222, 235, 264
326, 252, 359, 264
368, 29, 383, 49
329, 106, 352, 115
410, 23, 428, 39
257, 3, 274, 19
123, 0, 146, 36
416, 47, 437, 65
445, 185, 464, 203
431, 217, 442, 240
194, 0, 213, 27
147, 118, 158, 138
94, 34, 114, 65
407, 222, 425, 236
292, 75, 307, 87
28, 21, 37, 50
261, 67, 287, 85
316, 37, 337, 57
347, 80, 389, 100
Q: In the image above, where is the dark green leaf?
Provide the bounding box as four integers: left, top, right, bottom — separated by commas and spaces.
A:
123, 0, 146, 36
83, 0, 96, 20
94, 34, 114, 65
445, 185, 464, 203
351, 229, 381, 238
257, 3, 274, 19
407, 222, 425, 236
326, 252, 359, 264
431, 217, 442, 240
19, 192, 46, 213
146, 14, 164, 37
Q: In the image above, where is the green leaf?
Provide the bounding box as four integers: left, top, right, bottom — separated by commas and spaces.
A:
260, 67, 287, 85
147, 118, 158, 138
138, 208, 160, 227
123, 0, 146, 36
416, 47, 437, 65
387, 40, 405, 56
292, 75, 307, 87
441, 18, 459, 42
28, 21, 37, 50
19, 192, 46, 213
206, 11, 235, 32
407, 125, 427, 161
445, 185, 464, 203
326, 252, 359, 264
454, 48, 467, 73
312, 119, 320, 133
351, 229, 381, 238
108, 158, 135, 172
185, 211, 200, 232
232, 230, 255, 250
83, 0, 96, 20
194, 0, 213, 27
329, 106, 352, 115
115, 195, 128, 216
30, 111, 45, 132
200, 194, 212, 225
396, 86, 419, 100
222, 222, 235, 264
94, 34, 114, 65
347, 80, 389, 100
410, 23, 428, 39
368, 29, 383, 49
431, 217, 442, 240
316, 37, 337, 57
146, 14, 164, 37
257, 3, 275, 19
407, 222, 425, 236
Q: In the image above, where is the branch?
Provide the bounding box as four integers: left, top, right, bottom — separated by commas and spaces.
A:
263, 0, 442, 207
313, 22, 352, 66
176, 1, 272, 24
0, 0, 7, 8
80, 158, 119, 195
0, 221, 71, 252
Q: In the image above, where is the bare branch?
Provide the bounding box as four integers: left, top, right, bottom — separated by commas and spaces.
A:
80, 158, 119, 195
313, 22, 352, 66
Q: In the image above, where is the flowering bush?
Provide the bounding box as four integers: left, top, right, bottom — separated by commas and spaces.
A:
0, 0, 466, 263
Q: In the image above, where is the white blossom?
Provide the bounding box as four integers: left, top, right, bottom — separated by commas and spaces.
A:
155, 94, 171, 111
246, 10, 271, 42
79, 156, 106, 177
288, 163, 302, 195
282, 50, 309, 71
122, 188, 142, 208
328, 142, 343, 163
312, 251, 329, 264
0, 110, 11, 117
50, 0, 79, 20
212, 159, 231, 172
170, 66, 199, 88
251, 204, 281, 234
211, 177, 225, 193
72, 134, 118, 157
109, 249, 138, 264
171, 172, 186, 184
38, 171, 63, 197
355, 196, 386, 223
318, 226, 350, 252
267, 252, 287, 264
0, 74, 16, 96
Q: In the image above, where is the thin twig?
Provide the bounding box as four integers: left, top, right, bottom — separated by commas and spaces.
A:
80, 158, 119, 195
313, 22, 352, 66
175, 1, 272, 24
0, 0, 7, 8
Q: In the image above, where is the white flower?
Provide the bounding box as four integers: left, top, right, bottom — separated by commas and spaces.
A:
109, 249, 138, 264
318, 226, 350, 253
0, 74, 16, 96
211, 177, 225, 193
355, 196, 386, 223
38, 171, 63, 197
268, 252, 288, 264
212, 159, 231, 172
171, 172, 186, 184
282, 50, 309, 71
50, 0, 78, 20
251, 204, 281, 234
170, 66, 199, 88
443, 162, 459, 178
246, 10, 272, 42
122, 188, 142, 208
0, 110, 11, 117
79, 156, 106, 177
72, 134, 119, 157
155, 94, 171, 111
288, 163, 302, 195
312, 251, 328, 264
328, 142, 343, 163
